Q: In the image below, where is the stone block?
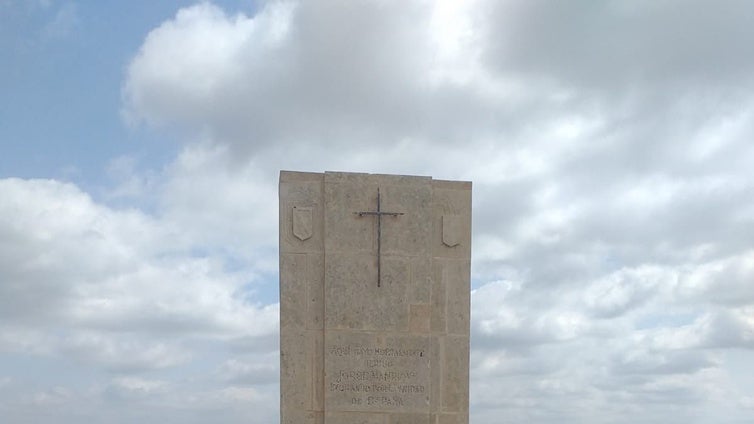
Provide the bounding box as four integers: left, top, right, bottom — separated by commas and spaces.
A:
280, 171, 470, 424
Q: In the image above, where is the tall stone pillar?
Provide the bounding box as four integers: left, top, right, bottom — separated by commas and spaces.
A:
280, 171, 471, 424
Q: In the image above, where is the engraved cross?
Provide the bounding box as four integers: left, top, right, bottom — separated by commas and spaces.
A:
354, 188, 403, 287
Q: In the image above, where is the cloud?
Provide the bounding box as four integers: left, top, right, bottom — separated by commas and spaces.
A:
485, 0, 754, 90
107, 376, 170, 399
0, 177, 277, 421
42, 2, 78, 39
121, 1, 524, 158
219, 354, 278, 385
117, 1, 754, 422
122, 2, 296, 146
0, 177, 276, 336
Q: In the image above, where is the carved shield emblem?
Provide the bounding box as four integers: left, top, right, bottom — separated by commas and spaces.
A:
292, 206, 313, 241
442, 215, 462, 247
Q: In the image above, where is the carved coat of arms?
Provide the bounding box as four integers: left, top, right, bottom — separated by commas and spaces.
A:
442, 214, 462, 247
292, 206, 313, 241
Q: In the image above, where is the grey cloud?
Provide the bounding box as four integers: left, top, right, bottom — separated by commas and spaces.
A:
227, 333, 279, 354
485, 0, 754, 90
582, 266, 665, 319
608, 348, 715, 376
686, 254, 754, 307
61, 333, 190, 372
698, 310, 754, 349
218, 355, 278, 385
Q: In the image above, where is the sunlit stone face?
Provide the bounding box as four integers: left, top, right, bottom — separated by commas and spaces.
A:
280, 171, 471, 424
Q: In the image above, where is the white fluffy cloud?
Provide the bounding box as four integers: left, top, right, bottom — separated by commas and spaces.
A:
119, 2, 754, 421
0, 178, 277, 422
122, 1, 525, 160
0, 178, 275, 338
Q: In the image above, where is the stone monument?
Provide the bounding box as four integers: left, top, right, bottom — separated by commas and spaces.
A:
279, 171, 471, 424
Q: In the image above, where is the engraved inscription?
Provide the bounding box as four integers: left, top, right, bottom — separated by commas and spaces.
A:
325, 335, 430, 413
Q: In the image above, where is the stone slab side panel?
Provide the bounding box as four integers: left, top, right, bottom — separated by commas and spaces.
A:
280, 171, 325, 423
429, 180, 471, 421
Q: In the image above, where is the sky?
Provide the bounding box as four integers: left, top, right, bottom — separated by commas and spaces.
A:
1, 0, 754, 423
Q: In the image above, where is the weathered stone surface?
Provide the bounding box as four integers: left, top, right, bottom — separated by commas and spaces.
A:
280, 171, 471, 424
